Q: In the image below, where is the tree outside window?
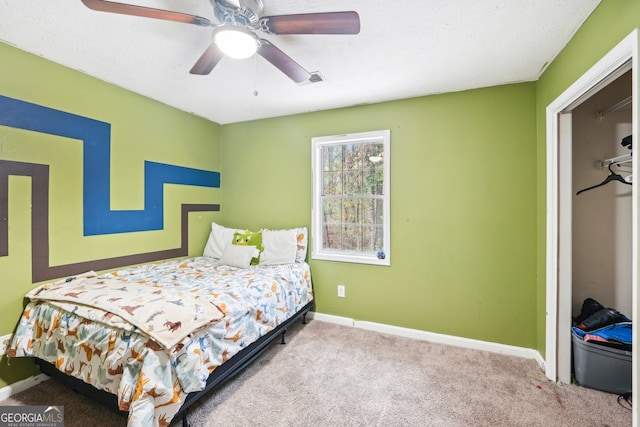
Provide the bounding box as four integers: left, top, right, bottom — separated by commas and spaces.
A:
312, 130, 390, 266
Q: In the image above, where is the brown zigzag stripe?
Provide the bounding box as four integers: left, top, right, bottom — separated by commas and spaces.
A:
0, 159, 219, 283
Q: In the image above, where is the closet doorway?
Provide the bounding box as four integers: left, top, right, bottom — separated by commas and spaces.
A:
546, 29, 638, 423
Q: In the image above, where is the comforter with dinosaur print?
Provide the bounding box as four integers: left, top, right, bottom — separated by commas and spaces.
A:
8, 257, 314, 427
26, 272, 225, 349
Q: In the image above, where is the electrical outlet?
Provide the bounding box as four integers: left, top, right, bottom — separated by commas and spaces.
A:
0, 334, 12, 356
337, 285, 346, 298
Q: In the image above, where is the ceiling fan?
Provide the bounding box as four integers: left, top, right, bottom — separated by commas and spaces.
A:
80, 0, 361, 83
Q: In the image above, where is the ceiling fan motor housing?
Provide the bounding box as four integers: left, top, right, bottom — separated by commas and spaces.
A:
214, 0, 264, 27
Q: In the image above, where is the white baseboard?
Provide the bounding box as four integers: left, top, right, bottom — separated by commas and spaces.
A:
308, 312, 354, 327
309, 312, 545, 369
0, 373, 49, 402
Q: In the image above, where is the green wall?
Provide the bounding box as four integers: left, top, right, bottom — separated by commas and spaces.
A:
535, 0, 640, 356
0, 42, 222, 388
220, 83, 538, 348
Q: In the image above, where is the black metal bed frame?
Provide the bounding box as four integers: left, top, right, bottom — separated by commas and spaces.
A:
36, 301, 313, 427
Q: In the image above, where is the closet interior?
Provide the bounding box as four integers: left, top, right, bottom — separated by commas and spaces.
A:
571, 69, 632, 397
572, 70, 632, 320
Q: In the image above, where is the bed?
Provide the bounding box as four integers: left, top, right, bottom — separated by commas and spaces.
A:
7, 224, 313, 427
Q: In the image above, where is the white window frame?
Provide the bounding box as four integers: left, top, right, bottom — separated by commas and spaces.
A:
311, 129, 390, 266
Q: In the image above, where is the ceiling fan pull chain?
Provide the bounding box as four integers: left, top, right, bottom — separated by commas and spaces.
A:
253, 54, 259, 96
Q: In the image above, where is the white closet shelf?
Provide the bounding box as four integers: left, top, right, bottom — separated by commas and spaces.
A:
597, 96, 632, 120
600, 153, 632, 168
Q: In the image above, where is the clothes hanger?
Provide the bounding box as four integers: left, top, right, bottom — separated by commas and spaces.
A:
576, 163, 632, 195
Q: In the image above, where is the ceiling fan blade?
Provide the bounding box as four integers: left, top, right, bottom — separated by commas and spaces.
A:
190, 43, 225, 75
257, 40, 311, 83
81, 0, 213, 26
260, 11, 360, 35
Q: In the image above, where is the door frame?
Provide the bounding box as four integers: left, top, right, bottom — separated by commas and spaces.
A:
545, 29, 638, 424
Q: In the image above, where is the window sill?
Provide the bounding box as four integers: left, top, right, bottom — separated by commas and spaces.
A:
311, 251, 390, 266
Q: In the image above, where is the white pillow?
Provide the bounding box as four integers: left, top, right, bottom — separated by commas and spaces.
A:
218, 244, 259, 268
203, 222, 242, 259
260, 229, 297, 265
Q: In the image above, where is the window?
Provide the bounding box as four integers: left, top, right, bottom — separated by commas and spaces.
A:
311, 130, 390, 266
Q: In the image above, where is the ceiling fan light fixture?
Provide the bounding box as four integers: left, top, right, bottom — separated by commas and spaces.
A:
214, 27, 258, 59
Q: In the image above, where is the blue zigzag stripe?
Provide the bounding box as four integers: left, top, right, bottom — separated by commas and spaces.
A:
0, 94, 220, 235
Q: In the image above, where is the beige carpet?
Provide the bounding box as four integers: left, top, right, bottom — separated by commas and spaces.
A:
0, 319, 632, 426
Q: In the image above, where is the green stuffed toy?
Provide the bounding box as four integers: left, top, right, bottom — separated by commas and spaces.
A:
232, 230, 264, 265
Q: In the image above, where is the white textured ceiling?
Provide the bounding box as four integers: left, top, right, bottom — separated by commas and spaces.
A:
0, 0, 600, 124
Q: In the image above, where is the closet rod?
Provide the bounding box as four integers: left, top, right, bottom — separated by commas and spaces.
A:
600, 153, 632, 168
597, 96, 632, 120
